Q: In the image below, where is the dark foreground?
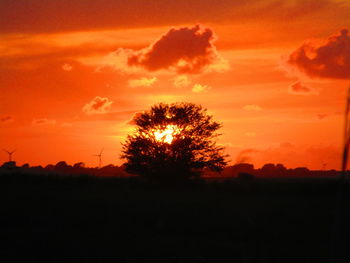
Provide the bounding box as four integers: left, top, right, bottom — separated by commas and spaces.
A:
1, 172, 350, 263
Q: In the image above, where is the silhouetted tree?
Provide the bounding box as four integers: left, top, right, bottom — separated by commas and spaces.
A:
54, 161, 71, 173
73, 162, 85, 169
45, 164, 55, 170
232, 163, 255, 177
293, 167, 310, 176
121, 102, 227, 181
260, 163, 277, 176
1, 161, 16, 169
21, 163, 30, 169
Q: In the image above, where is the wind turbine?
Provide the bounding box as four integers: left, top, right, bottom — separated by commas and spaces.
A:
3, 149, 16, 162
93, 148, 104, 168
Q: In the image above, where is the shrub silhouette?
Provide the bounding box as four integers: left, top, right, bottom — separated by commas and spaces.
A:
121, 102, 227, 181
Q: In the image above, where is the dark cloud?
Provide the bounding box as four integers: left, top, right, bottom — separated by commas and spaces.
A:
0, 115, 13, 123
287, 29, 350, 79
127, 25, 225, 74
288, 81, 317, 95
0, 42, 115, 70
0, 0, 345, 34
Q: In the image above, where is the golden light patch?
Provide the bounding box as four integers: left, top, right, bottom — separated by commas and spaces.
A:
153, 124, 180, 144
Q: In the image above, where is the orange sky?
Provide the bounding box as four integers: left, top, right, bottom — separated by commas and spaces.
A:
1, 0, 350, 169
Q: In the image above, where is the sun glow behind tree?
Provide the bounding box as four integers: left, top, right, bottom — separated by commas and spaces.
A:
121, 102, 227, 181
153, 124, 181, 144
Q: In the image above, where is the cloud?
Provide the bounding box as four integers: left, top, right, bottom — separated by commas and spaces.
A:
128, 77, 157, 88
62, 63, 73, 71
173, 75, 191, 88
287, 29, 350, 79
235, 148, 260, 164
233, 143, 340, 169
288, 81, 318, 95
82, 96, 113, 115
317, 113, 328, 119
94, 48, 139, 74
242, 104, 262, 111
1, 0, 345, 34
0, 115, 14, 123
78, 110, 138, 122
192, 83, 210, 93
254, 143, 340, 169
126, 25, 228, 74
32, 118, 56, 125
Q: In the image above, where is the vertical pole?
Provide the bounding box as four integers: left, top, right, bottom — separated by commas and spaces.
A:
330, 86, 350, 263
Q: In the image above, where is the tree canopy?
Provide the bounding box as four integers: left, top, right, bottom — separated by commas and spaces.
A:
121, 102, 227, 181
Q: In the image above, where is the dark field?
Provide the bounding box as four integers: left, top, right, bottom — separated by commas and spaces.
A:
1, 173, 350, 263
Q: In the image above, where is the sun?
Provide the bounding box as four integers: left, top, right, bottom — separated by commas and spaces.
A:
153, 124, 180, 144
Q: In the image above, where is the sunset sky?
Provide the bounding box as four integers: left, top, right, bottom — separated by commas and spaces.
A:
1, 0, 350, 169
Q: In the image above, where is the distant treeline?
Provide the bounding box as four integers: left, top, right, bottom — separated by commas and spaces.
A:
0, 161, 342, 178
210, 163, 341, 178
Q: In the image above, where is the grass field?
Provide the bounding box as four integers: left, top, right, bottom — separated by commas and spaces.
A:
1, 172, 349, 263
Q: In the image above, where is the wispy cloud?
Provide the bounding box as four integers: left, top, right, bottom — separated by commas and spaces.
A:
192, 83, 210, 93
82, 96, 113, 115
173, 75, 191, 88
32, 118, 56, 125
62, 63, 73, 71
0, 115, 14, 123
61, 122, 73, 127
128, 77, 157, 88
242, 104, 262, 111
